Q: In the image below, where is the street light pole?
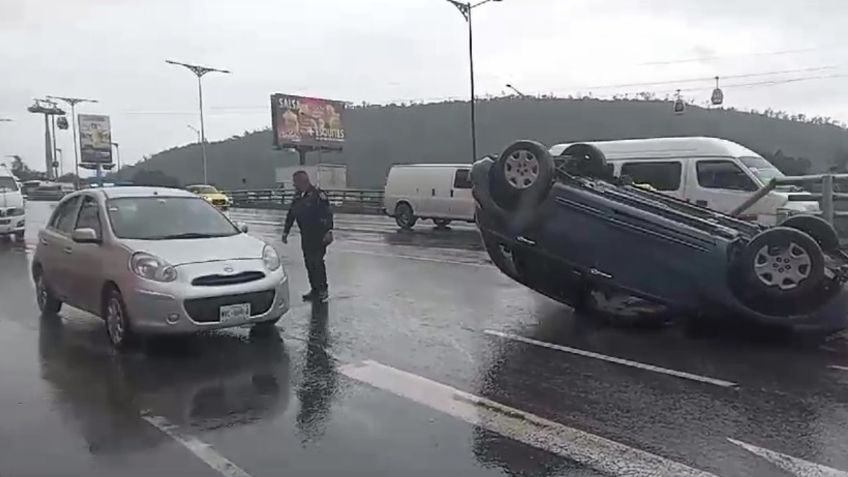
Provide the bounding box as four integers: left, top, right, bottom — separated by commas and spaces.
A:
166, 60, 231, 184
446, 0, 502, 162
506, 83, 526, 98
111, 142, 121, 172
187, 124, 201, 143
46, 96, 98, 187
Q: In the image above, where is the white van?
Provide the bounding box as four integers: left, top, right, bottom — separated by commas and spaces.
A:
0, 166, 26, 240
383, 164, 475, 229
549, 137, 820, 225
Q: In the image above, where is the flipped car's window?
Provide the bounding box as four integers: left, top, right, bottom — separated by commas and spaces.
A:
75, 196, 102, 237
453, 169, 472, 189
52, 196, 82, 234
0, 177, 19, 191
696, 160, 758, 192
620, 162, 682, 191
106, 197, 238, 240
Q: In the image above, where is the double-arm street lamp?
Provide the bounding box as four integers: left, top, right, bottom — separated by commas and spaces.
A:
166, 60, 230, 184
445, 0, 502, 162
46, 95, 98, 184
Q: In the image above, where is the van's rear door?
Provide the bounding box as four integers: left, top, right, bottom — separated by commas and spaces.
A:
450, 168, 475, 220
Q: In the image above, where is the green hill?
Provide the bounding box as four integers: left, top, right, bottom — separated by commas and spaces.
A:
120, 97, 848, 189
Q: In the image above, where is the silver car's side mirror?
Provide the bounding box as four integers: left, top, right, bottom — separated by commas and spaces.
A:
72, 228, 100, 244
239, 223, 249, 233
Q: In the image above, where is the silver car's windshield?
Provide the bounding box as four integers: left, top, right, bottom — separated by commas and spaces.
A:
106, 197, 238, 240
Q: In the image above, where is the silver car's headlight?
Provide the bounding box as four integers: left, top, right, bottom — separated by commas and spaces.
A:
130, 252, 177, 282
262, 244, 281, 271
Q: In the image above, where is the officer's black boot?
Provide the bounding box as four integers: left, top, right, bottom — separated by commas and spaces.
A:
302, 290, 317, 302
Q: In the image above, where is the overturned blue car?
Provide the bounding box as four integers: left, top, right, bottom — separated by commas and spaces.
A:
472, 140, 848, 333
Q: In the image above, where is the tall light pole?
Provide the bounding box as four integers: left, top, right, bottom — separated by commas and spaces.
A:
506, 83, 526, 98
56, 148, 63, 177
187, 124, 201, 143
166, 60, 231, 184
111, 142, 121, 172
46, 95, 98, 185
445, 0, 502, 162
27, 99, 65, 180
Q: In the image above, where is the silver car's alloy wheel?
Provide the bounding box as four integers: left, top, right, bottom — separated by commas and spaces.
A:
36, 275, 47, 311
754, 243, 812, 291
504, 150, 540, 190
106, 297, 126, 346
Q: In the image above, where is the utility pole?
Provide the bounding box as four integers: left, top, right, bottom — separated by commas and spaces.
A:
46, 95, 98, 186
166, 60, 231, 184
445, 0, 503, 162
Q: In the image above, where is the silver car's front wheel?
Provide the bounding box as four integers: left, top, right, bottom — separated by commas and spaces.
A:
35, 272, 62, 315
104, 290, 133, 349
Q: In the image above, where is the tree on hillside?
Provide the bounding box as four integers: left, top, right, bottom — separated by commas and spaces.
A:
8, 156, 42, 181
132, 169, 182, 188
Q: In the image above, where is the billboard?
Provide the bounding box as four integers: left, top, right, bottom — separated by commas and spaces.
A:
271, 94, 346, 150
78, 114, 113, 164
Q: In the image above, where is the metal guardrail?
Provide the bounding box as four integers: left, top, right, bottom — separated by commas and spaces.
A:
731, 173, 848, 224
225, 188, 385, 214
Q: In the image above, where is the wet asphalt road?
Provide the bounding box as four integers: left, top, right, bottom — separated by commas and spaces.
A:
1, 203, 848, 476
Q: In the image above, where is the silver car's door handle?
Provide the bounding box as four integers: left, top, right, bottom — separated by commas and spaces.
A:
516, 236, 536, 246
63, 247, 73, 254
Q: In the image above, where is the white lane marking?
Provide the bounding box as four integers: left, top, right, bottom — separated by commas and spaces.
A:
829, 365, 848, 372
142, 414, 252, 477
341, 248, 491, 268
484, 330, 738, 388
340, 360, 717, 477
728, 438, 848, 476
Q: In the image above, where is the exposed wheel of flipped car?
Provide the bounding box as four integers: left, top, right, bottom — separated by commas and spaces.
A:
780, 214, 840, 253
395, 202, 417, 230
559, 143, 613, 180
733, 227, 825, 304
490, 140, 554, 210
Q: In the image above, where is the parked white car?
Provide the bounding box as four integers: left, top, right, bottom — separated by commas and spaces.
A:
32, 187, 289, 349
0, 166, 25, 240
550, 137, 821, 225
383, 164, 475, 229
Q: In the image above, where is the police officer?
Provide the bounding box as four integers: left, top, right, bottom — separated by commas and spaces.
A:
282, 171, 334, 303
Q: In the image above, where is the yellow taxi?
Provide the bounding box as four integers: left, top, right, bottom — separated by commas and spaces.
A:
186, 184, 232, 210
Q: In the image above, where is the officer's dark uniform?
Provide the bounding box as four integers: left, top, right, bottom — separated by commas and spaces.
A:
283, 186, 334, 295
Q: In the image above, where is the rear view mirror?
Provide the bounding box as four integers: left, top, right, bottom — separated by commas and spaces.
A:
239, 223, 249, 233
72, 228, 100, 244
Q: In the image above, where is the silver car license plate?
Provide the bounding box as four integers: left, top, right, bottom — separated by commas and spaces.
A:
220, 303, 250, 322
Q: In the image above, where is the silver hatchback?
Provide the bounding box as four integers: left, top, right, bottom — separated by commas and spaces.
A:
32, 187, 289, 348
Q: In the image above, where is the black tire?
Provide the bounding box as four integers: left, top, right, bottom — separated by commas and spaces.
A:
780, 215, 840, 253
103, 287, 135, 351
433, 218, 451, 228
34, 270, 62, 315
559, 143, 612, 180
734, 227, 825, 302
395, 203, 417, 230
490, 140, 555, 211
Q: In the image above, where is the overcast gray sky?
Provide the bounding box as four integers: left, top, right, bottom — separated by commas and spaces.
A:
1, 0, 846, 175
